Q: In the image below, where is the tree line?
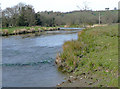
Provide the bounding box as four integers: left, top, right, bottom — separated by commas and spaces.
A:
2, 3, 118, 27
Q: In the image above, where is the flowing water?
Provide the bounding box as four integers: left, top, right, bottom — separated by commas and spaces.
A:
2, 29, 83, 87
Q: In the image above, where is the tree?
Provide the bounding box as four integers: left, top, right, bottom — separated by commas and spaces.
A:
101, 11, 116, 24
25, 5, 36, 26
2, 3, 36, 27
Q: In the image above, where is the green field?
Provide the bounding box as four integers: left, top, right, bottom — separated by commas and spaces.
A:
57, 24, 118, 87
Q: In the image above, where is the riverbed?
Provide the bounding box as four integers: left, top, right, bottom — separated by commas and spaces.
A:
2, 29, 83, 87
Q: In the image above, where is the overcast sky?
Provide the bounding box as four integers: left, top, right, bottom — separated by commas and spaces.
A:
0, 0, 119, 12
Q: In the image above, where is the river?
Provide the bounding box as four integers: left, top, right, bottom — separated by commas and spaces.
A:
2, 29, 83, 87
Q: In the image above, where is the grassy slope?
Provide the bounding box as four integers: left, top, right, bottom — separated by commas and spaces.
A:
59, 24, 118, 87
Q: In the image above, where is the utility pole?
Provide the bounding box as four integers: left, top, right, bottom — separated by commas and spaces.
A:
99, 12, 101, 24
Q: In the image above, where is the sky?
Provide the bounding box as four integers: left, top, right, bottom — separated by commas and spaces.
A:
0, 0, 120, 12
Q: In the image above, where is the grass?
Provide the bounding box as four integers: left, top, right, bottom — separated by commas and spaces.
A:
2, 26, 58, 34
2, 26, 27, 34
58, 24, 118, 87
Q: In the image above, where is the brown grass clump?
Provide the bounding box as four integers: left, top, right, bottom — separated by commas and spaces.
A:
3, 29, 8, 35
38, 28, 42, 32
29, 28, 35, 33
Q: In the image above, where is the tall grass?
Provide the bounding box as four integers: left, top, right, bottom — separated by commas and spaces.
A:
2, 26, 58, 35
59, 24, 118, 87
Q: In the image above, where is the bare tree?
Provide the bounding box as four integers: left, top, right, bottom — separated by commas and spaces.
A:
82, 1, 89, 10
76, 0, 90, 11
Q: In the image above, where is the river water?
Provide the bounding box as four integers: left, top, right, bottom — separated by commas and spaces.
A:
2, 29, 82, 87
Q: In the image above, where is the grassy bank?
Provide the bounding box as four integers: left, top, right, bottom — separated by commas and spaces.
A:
56, 24, 118, 87
2, 26, 59, 36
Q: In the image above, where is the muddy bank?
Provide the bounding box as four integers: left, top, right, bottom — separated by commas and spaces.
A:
56, 71, 102, 87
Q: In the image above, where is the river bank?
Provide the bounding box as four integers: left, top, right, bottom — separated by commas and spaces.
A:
56, 24, 118, 87
2, 26, 59, 36
1, 24, 106, 36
